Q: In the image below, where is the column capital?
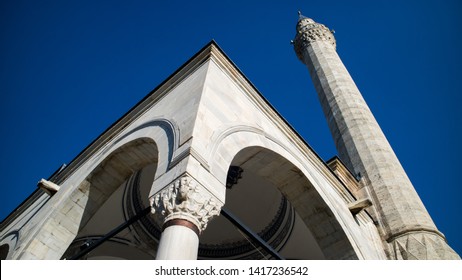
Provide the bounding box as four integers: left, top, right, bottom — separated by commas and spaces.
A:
150, 174, 223, 233
293, 16, 336, 61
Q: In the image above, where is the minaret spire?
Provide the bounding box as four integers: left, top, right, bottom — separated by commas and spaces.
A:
297, 11, 312, 21
293, 15, 459, 260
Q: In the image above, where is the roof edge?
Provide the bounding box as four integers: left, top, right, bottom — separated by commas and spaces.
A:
1, 40, 349, 228
1, 41, 219, 227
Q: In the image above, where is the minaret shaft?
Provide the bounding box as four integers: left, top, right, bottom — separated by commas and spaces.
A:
293, 15, 459, 259
302, 40, 434, 236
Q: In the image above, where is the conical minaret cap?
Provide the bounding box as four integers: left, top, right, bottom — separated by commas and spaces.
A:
296, 11, 316, 31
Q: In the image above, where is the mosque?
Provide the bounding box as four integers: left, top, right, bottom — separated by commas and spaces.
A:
0, 14, 459, 260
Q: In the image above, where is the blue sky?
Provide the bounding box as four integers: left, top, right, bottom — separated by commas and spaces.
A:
1, 0, 461, 256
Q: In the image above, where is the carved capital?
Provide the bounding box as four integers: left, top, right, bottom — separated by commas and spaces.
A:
150, 175, 223, 233
293, 17, 336, 61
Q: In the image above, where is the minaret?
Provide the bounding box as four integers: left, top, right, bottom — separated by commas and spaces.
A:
293, 13, 459, 260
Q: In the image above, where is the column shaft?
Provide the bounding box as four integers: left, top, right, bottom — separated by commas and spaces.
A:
156, 225, 199, 260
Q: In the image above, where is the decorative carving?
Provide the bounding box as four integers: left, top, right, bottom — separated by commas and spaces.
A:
391, 232, 460, 260
293, 16, 336, 61
150, 175, 223, 232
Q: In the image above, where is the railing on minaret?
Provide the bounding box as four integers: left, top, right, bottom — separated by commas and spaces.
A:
293, 12, 459, 260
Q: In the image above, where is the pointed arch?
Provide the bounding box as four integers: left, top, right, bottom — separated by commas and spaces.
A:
15, 117, 181, 259
208, 126, 378, 259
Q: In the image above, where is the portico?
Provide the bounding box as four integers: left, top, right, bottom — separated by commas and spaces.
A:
1, 42, 386, 260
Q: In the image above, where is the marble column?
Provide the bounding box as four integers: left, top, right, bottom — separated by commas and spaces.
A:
150, 175, 223, 260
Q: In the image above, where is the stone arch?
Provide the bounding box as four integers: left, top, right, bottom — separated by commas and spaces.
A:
17, 117, 179, 259
96, 118, 179, 179
209, 128, 360, 259
76, 137, 159, 231
23, 137, 160, 260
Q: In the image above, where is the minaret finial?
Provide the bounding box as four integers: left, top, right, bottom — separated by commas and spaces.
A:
297, 11, 309, 21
